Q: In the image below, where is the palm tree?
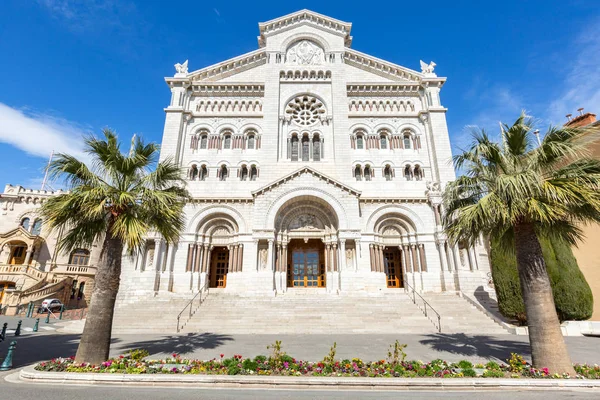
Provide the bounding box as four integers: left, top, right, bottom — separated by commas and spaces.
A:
443, 113, 600, 374
41, 129, 189, 365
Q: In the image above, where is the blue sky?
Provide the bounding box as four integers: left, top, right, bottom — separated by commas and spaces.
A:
1, 0, 599, 189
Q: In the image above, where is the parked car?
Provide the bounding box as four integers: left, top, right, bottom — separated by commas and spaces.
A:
38, 298, 63, 313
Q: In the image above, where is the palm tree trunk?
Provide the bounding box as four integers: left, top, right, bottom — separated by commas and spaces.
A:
513, 222, 575, 375
74, 230, 123, 365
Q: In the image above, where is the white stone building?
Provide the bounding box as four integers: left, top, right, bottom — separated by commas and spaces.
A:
117, 9, 491, 309
0, 185, 98, 315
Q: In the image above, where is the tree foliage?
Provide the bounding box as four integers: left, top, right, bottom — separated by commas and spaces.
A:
491, 236, 593, 324
41, 129, 190, 254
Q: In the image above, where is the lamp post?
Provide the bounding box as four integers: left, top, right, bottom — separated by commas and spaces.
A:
533, 129, 541, 146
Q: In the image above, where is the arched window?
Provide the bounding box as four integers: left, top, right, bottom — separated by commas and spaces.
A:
291, 135, 299, 161
364, 165, 372, 181
384, 165, 393, 181
189, 164, 199, 180
20, 218, 30, 230
404, 165, 412, 181
354, 165, 362, 181
312, 135, 321, 161
223, 134, 232, 149
31, 219, 42, 235
240, 165, 248, 181
219, 165, 228, 181
250, 165, 258, 181
200, 135, 208, 149
301, 135, 310, 161
199, 165, 208, 181
380, 134, 388, 149
247, 134, 255, 149
414, 165, 423, 181
356, 134, 364, 149
403, 134, 412, 149
69, 249, 90, 266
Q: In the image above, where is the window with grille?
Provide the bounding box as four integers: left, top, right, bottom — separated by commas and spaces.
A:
70, 249, 90, 265
200, 165, 208, 180
313, 136, 321, 161
356, 135, 364, 149
200, 135, 208, 149
384, 166, 393, 181
247, 135, 255, 149
240, 165, 248, 181
380, 135, 388, 149
364, 166, 372, 181
20, 218, 30, 230
291, 136, 299, 161
404, 166, 412, 180
31, 219, 42, 235
219, 165, 228, 181
250, 166, 258, 181
302, 136, 310, 161
403, 135, 411, 149
354, 165, 362, 181
223, 135, 231, 149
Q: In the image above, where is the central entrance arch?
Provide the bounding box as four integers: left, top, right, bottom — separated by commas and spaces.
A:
273, 195, 339, 290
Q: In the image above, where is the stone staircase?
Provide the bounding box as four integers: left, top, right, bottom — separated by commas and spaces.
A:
111, 290, 510, 335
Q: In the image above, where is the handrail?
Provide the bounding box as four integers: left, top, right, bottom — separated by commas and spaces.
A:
176, 287, 209, 333
404, 281, 442, 332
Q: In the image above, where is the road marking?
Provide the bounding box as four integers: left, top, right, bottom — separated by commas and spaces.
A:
40, 326, 56, 331
23, 327, 33, 332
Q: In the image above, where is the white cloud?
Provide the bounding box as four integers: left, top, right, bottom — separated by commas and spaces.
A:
0, 103, 88, 160
547, 21, 600, 124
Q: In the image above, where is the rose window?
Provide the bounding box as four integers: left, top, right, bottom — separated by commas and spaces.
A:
285, 95, 326, 126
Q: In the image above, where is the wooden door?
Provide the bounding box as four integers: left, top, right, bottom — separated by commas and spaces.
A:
384, 248, 403, 288
9, 246, 26, 265
210, 248, 229, 288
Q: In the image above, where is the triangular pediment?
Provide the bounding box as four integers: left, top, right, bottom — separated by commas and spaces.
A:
0, 226, 43, 243
258, 9, 352, 47
252, 167, 361, 198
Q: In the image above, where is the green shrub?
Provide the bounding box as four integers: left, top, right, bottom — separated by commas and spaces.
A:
281, 354, 294, 363
462, 368, 477, 377
242, 359, 258, 371
483, 370, 505, 378
485, 361, 501, 371
227, 366, 240, 375
254, 355, 267, 363
127, 349, 149, 361
222, 358, 237, 368
457, 360, 473, 369
490, 236, 593, 323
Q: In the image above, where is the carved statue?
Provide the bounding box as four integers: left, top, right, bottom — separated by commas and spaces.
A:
174, 60, 189, 74
426, 181, 441, 192
346, 248, 353, 264
286, 40, 324, 65
259, 248, 268, 269
289, 214, 320, 230
419, 60, 436, 75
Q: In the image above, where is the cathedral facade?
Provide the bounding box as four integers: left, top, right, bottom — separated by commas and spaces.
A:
120, 10, 490, 300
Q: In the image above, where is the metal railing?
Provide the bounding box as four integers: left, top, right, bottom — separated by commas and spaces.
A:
176, 287, 209, 333
405, 282, 442, 332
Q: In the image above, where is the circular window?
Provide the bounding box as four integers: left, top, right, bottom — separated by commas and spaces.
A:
285, 95, 325, 126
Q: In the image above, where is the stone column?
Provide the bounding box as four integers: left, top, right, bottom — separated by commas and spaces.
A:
437, 241, 448, 272
267, 239, 274, 272
411, 245, 420, 273
419, 244, 427, 272
166, 243, 176, 292
378, 245, 385, 273
194, 244, 203, 273
354, 240, 360, 272
403, 245, 412, 272
452, 245, 460, 271
433, 205, 441, 226
339, 240, 346, 272
399, 246, 408, 288
231, 244, 239, 273
281, 243, 287, 290
23, 244, 34, 265
200, 245, 212, 290
325, 244, 331, 272
444, 242, 453, 272
471, 246, 479, 270
238, 244, 244, 272
369, 244, 376, 272
186, 244, 194, 272
332, 243, 338, 272
466, 246, 475, 271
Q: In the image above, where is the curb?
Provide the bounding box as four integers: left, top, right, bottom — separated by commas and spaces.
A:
17, 365, 600, 389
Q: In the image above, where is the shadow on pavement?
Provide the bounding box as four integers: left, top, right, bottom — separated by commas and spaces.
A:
0, 333, 121, 368
419, 333, 531, 361
117, 333, 234, 357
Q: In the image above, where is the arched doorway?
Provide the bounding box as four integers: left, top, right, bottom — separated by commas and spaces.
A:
0, 281, 16, 304
8, 241, 28, 265
273, 195, 339, 290
188, 212, 243, 290
372, 213, 426, 289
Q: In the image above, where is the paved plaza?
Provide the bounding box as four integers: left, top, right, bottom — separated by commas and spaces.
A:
2, 316, 600, 368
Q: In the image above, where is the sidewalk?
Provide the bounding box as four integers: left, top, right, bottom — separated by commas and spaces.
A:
2, 328, 600, 368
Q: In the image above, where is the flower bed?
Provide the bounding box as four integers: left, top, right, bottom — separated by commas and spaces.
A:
34, 342, 600, 379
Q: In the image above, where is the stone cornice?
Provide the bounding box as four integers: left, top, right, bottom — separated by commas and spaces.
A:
165, 49, 267, 84
252, 166, 361, 197
359, 198, 428, 204
258, 9, 352, 48
347, 84, 421, 97
343, 49, 425, 82
188, 198, 254, 204
191, 84, 264, 97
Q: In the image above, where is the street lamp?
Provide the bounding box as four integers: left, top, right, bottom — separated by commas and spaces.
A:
533, 129, 541, 146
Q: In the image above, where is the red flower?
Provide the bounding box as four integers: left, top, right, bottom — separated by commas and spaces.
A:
220, 354, 224, 358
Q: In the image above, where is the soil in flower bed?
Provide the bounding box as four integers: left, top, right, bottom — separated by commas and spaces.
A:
34, 342, 600, 379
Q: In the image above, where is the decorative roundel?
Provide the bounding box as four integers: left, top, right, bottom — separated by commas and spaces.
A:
285, 95, 326, 126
